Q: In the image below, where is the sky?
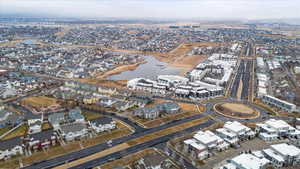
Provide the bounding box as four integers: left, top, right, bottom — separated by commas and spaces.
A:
0, 0, 299, 20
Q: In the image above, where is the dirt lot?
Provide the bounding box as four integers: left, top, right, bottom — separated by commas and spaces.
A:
214, 102, 259, 119
98, 148, 156, 169
221, 103, 254, 114
20, 96, 60, 109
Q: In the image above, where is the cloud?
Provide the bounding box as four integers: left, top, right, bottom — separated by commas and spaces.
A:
0, 0, 299, 19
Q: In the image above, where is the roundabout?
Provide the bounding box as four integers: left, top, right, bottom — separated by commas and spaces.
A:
214, 102, 260, 119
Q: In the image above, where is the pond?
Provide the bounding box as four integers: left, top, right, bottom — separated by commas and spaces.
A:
108, 55, 183, 80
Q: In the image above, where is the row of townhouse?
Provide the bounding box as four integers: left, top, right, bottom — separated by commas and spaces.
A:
183, 121, 255, 160
261, 95, 297, 113
220, 143, 300, 169
128, 77, 224, 100
64, 81, 118, 96
59, 81, 152, 111
0, 104, 23, 129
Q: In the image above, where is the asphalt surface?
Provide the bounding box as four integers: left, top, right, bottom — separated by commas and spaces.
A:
230, 59, 253, 101
69, 120, 214, 169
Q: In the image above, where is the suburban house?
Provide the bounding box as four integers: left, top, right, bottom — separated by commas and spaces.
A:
48, 112, 65, 130
96, 97, 118, 108
183, 139, 209, 160
262, 143, 300, 168
127, 95, 152, 108
222, 121, 255, 140
58, 122, 89, 141
0, 136, 24, 160
0, 105, 23, 128
215, 128, 239, 145
134, 102, 180, 119
193, 130, 229, 151
220, 152, 270, 169
113, 101, 133, 111
90, 117, 117, 133
28, 119, 43, 134
68, 107, 85, 123
256, 119, 300, 141
24, 129, 58, 151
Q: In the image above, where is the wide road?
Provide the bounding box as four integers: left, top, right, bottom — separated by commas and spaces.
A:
230, 59, 253, 101
69, 120, 214, 169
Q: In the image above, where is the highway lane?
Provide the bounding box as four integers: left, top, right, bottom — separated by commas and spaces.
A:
241, 60, 253, 100
69, 120, 215, 169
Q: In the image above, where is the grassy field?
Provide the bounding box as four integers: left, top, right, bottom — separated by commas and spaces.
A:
2, 124, 28, 140
82, 111, 102, 121
42, 122, 52, 131
0, 126, 13, 137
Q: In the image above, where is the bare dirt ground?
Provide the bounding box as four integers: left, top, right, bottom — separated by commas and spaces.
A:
214, 102, 259, 119
221, 103, 254, 114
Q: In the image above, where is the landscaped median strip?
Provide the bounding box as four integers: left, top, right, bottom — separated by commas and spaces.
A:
54, 116, 211, 169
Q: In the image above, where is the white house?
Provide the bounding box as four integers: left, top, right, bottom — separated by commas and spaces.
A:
220, 153, 270, 169
216, 128, 239, 145
0, 137, 24, 160
193, 130, 229, 151
28, 119, 43, 134
59, 123, 89, 141
183, 139, 209, 160
256, 119, 300, 141
262, 143, 300, 168
90, 117, 117, 133
222, 121, 255, 140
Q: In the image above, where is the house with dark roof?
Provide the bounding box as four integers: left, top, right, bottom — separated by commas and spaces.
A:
68, 107, 85, 123
90, 117, 117, 133
0, 136, 24, 160
58, 122, 89, 141
113, 101, 134, 111
134, 102, 180, 119
48, 112, 65, 130
24, 129, 58, 151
